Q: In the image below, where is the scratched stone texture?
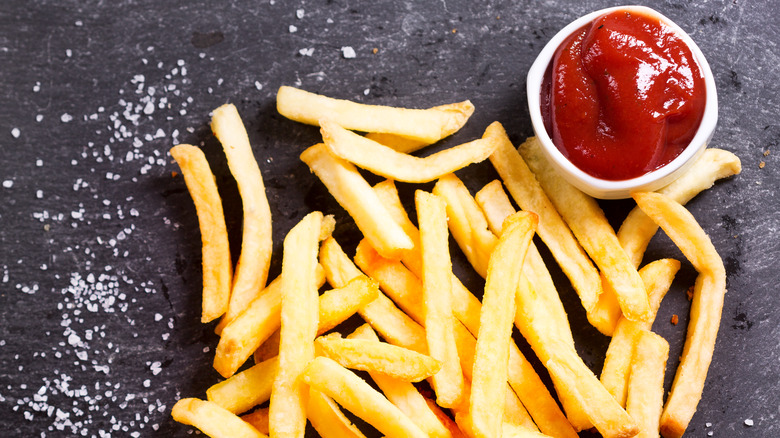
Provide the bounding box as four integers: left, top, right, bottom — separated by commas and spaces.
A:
0, 0, 778, 437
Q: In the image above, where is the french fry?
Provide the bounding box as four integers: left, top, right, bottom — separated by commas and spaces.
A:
484, 122, 601, 312
364, 132, 429, 154
277, 86, 474, 143
416, 190, 466, 408
253, 273, 377, 363
470, 212, 537, 438
214, 280, 283, 378
307, 388, 368, 438
472, 179, 575, 349
317, 275, 380, 334
517, 136, 650, 322
269, 211, 324, 438
353, 239, 541, 433
619, 148, 742, 268
545, 356, 638, 438
501, 422, 554, 438
300, 143, 413, 260
315, 333, 442, 382
432, 174, 498, 278
207, 356, 278, 414
169, 144, 232, 323
368, 181, 576, 438
318, 237, 428, 353
349, 324, 455, 438
216, 266, 327, 375
171, 398, 267, 438
626, 330, 669, 438
211, 104, 273, 330
321, 120, 496, 183
600, 258, 680, 406
241, 408, 269, 435
513, 274, 615, 432
301, 356, 428, 438
590, 149, 740, 335
633, 192, 727, 438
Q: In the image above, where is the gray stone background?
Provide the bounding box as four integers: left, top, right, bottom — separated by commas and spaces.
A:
1, 0, 777, 436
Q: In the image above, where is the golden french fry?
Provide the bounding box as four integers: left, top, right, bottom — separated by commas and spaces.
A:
170, 144, 232, 323
321, 120, 496, 183
302, 356, 428, 438
318, 236, 428, 353
472, 179, 575, 349
211, 104, 273, 330
517, 136, 651, 322
307, 388, 368, 438
416, 190, 466, 408
633, 191, 727, 438
317, 275, 380, 333
300, 143, 413, 260
470, 212, 537, 438
353, 239, 541, 434
277, 86, 474, 143
545, 354, 638, 438
501, 423, 554, 438
241, 408, 269, 435
349, 324, 455, 438
619, 148, 741, 268
367, 182, 576, 438
253, 330, 280, 364
432, 174, 498, 278
364, 132, 429, 154
171, 398, 267, 438
216, 266, 326, 376
474, 180, 515, 235
590, 149, 740, 335
269, 211, 324, 438
600, 258, 680, 406
484, 122, 601, 312
207, 356, 278, 414
626, 330, 669, 438
315, 333, 441, 382
214, 281, 282, 378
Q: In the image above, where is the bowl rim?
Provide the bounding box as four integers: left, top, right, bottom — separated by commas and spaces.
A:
526, 5, 718, 199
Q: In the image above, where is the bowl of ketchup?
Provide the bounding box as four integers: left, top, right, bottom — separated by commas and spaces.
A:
527, 5, 717, 199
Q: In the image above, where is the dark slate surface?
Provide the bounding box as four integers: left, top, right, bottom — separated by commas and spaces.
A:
1, 0, 778, 436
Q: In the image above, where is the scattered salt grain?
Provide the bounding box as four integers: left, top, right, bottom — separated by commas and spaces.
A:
66, 49, 72, 57
36, 114, 43, 122
255, 81, 263, 90
296, 8, 304, 19
61, 113, 73, 123
299, 47, 315, 56
744, 419, 754, 427
341, 46, 356, 58
363, 88, 370, 95
33, 82, 41, 92
11, 127, 20, 138
289, 24, 298, 33
36, 190, 43, 199
3, 180, 13, 188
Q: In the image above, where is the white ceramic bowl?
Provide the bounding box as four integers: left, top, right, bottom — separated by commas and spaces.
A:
526, 5, 718, 199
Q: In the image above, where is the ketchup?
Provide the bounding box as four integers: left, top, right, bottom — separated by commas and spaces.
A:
541, 10, 706, 180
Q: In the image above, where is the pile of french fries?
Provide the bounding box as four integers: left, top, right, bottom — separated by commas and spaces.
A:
169, 86, 741, 438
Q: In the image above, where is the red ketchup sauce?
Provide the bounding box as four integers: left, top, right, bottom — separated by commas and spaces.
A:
541, 10, 706, 180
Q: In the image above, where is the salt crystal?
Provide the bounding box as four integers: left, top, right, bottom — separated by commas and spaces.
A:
36, 159, 43, 167
296, 8, 304, 19
255, 81, 263, 90
66, 49, 72, 57
36, 114, 43, 122
3, 180, 13, 188
289, 25, 297, 33
61, 113, 73, 123
36, 190, 43, 199
11, 128, 20, 138
744, 419, 754, 426
33, 82, 41, 92
299, 47, 314, 56
142, 101, 154, 115
341, 46, 356, 58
